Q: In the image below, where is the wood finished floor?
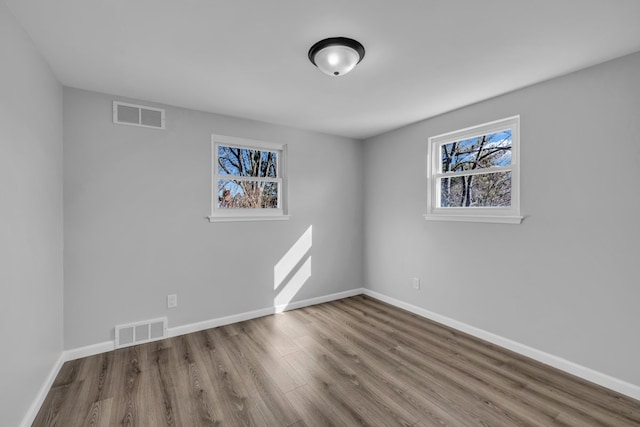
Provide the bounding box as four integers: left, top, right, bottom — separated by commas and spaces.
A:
33, 295, 640, 426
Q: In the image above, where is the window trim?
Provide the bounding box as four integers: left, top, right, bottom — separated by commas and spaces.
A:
425, 116, 523, 224
208, 134, 289, 222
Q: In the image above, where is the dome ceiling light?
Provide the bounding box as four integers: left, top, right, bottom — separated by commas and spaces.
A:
308, 37, 365, 77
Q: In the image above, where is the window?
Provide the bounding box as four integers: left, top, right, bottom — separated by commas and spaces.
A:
425, 116, 522, 224
209, 134, 288, 222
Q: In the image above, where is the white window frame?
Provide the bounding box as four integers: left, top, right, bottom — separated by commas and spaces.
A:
209, 134, 289, 222
425, 116, 523, 224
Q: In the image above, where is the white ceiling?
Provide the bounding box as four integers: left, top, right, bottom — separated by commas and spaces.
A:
6, 0, 640, 139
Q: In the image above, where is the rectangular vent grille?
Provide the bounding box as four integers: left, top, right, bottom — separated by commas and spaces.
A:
115, 317, 167, 349
113, 101, 165, 129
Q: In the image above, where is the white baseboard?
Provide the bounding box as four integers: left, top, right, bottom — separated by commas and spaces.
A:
64, 340, 115, 361
169, 287, 365, 337
20, 353, 65, 427
168, 306, 275, 338
60, 288, 366, 361
363, 289, 640, 401
274, 287, 365, 313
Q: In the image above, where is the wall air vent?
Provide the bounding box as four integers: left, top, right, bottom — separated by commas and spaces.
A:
113, 101, 165, 129
115, 317, 167, 349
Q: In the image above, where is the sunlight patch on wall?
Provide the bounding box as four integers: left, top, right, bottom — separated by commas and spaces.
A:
274, 256, 312, 313
274, 226, 312, 290
274, 225, 312, 312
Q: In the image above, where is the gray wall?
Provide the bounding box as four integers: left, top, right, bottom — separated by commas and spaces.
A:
63, 88, 364, 349
0, 3, 64, 426
363, 52, 640, 386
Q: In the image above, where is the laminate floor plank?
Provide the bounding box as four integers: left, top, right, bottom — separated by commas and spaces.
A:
51, 358, 83, 387
356, 298, 636, 425
264, 309, 313, 340
367, 299, 640, 423
169, 335, 220, 426
285, 384, 367, 427
313, 301, 545, 425
359, 295, 640, 424
33, 295, 640, 426
350, 296, 528, 371
311, 302, 542, 426
347, 296, 640, 425
296, 334, 419, 425
107, 346, 145, 426
323, 299, 565, 425
31, 380, 85, 426
244, 390, 297, 427
223, 334, 301, 426
234, 322, 306, 393
285, 349, 412, 426
311, 298, 638, 426
250, 316, 303, 356
295, 315, 490, 426
294, 333, 440, 426
135, 344, 169, 427
344, 297, 514, 366
72, 352, 115, 426
147, 339, 183, 426
33, 358, 88, 426
82, 397, 112, 427
192, 329, 254, 426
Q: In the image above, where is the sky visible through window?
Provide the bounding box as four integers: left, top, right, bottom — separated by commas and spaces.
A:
440, 130, 511, 172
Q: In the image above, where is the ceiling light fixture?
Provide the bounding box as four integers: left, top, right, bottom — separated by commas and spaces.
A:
308, 37, 365, 77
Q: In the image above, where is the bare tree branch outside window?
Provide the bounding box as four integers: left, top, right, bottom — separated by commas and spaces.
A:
439, 130, 512, 207
216, 145, 279, 209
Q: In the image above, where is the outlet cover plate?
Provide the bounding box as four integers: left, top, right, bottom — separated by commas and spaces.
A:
167, 294, 177, 308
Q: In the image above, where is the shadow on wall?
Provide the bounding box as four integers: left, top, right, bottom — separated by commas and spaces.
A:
274, 225, 312, 312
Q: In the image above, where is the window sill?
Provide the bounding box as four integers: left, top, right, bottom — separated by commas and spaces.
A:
208, 215, 291, 223
423, 214, 523, 224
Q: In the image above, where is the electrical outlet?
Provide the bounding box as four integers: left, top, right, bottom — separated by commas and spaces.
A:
412, 278, 420, 290
167, 294, 177, 308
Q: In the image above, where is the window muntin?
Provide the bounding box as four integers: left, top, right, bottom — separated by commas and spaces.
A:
210, 135, 288, 221
426, 116, 522, 223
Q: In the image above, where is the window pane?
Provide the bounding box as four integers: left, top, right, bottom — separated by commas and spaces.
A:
217, 179, 279, 209
440, 130, 512, 173
218, 145, 278, 178
440, 171, 511, 207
